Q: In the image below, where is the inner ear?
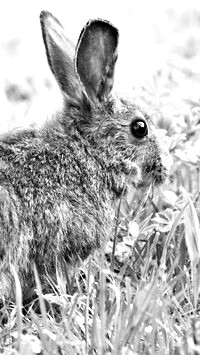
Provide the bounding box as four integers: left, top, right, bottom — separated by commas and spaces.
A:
75, 19, 119, 104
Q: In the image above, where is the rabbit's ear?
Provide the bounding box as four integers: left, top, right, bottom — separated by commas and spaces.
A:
40, 11, 83, 103
76, 19, 119, 104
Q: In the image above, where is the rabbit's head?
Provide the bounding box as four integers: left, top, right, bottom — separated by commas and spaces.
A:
40, 12, 172, 196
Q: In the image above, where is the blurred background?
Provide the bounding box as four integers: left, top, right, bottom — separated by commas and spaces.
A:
1, 0, 200, 136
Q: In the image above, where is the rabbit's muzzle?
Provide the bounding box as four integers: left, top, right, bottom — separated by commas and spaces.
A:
152, 163, 169, 185
142, 129, 172, 186
141, 153, 172, 187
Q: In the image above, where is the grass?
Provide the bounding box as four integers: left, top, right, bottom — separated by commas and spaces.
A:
1, 175, 200, 354
1, 4, 200, 355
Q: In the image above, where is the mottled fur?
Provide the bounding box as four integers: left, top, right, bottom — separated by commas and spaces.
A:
0, 12, 171, 300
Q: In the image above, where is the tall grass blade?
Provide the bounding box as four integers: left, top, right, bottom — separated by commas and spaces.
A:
182, 187, 200, 307
10, 265, 22, 354
33, 264, 48, 328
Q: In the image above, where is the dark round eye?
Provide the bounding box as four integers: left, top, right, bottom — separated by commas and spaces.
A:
130, 118, 148, 139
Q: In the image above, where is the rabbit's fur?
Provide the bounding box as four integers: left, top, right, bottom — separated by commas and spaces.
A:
0, 11, 171, 300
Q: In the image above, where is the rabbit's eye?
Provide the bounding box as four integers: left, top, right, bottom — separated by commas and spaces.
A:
130, 118, 148, 139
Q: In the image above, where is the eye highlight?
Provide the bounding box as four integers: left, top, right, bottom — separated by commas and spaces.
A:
130, 118, 148, 139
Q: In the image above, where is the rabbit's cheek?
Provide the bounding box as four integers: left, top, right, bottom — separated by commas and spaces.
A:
110, 161, 141, 195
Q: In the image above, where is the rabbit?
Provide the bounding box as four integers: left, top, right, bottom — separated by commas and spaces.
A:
0, 11, 172, 301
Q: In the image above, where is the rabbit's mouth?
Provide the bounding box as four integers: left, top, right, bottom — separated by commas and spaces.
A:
140, 163, 169, 187
153, 165, 169, 185
139, 146, 172, 187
